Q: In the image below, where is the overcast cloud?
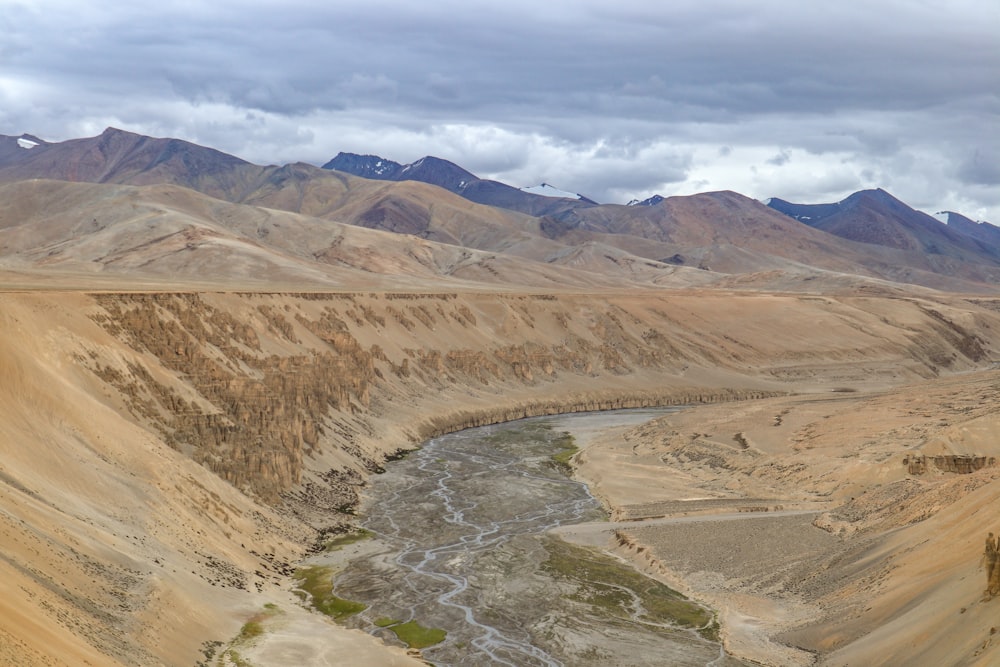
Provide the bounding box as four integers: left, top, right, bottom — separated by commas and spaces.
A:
2, 0, 998, 220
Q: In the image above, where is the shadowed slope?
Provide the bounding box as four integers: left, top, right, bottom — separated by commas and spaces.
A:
769, 189, 1000, 264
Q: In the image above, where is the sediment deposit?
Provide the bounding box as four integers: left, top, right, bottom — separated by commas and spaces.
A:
569, 369, 1000, 666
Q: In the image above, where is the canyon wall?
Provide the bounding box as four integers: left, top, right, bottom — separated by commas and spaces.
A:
2, 288, 999, 665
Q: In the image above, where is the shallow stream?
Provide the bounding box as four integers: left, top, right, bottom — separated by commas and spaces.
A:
335, 409, 747, 666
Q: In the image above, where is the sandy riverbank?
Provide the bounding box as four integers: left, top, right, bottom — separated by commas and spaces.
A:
568, 375, 1000, 666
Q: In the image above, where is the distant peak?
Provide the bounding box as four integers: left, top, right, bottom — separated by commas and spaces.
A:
322, 152, 402, 177
627, 194, 665, 207
841, 187, 899, 205
332, 151, 378, 160
101, 126, 139, 138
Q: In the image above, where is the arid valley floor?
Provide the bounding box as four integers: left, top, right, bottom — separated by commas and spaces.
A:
4, 283, 1000, 666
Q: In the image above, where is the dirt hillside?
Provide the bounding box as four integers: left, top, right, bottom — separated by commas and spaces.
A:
2, 287, 999, 665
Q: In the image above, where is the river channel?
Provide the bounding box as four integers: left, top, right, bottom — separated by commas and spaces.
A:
334, 410, 748, 666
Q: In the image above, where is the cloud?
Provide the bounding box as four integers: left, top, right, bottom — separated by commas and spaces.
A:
1, 0, 998, 220
958, 149, 1000, 187
767, 150, 791, 167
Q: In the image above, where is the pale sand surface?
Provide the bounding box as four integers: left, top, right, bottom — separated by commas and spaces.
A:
237, 603, 423, 667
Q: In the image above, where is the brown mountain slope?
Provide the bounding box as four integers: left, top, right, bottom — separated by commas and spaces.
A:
2, 132, 706, 285
545, 191, 1000, 289
4, 128, 999, 292
0, 130, 553, 255
244, 164, 552, 251
771, 189, 1000, 265
0, 179, 721, 291
323, 151, 599, 217
0, 127, 262, 200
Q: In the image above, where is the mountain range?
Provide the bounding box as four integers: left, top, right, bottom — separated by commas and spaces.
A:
6, 126, 1000, 667
323, 151, 599, 217
1, 127, 997, 293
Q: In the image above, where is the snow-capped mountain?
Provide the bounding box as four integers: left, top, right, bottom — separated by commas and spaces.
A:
324, 153, 598, 217
627, 195, 665, 207
17, 135, 41, 149
767, 189, 1000, 263
520, 183, 587, 200
322, 152, 404, 179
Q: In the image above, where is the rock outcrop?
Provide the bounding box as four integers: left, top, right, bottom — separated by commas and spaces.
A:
905, 454, 997, 475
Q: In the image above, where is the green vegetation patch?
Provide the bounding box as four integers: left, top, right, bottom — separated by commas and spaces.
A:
478, 420, 579, 472
322, 528, 373, 552
212, 604, 285, 667
382, 620, 448, 649
542, 536, 716, 637
293, 565, 367, 620
233, 603, 283, 645
549, 432, 579, 472
480, 420, 553, 447
236, 619, 264, 642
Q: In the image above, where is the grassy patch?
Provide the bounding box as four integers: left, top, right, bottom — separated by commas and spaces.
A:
236, 620, 264, 642
233, 603, 282, 645
210, 604, 284, 667
321, 528, 373, 552
374, 617, 401, 627
542, 536, 714, 632
480, 420, 553, 447
698, 618, 721, 642
293, 565, 367, 620
383, 620, 447, 649
549, 433, 578, 472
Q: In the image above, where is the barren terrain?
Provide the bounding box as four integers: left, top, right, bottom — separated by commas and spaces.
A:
1, 280, 999, 666
567, 371, 1000, 666
4, 129, 1000, 666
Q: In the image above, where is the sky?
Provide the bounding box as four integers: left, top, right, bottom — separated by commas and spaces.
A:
2, 0, 998, 221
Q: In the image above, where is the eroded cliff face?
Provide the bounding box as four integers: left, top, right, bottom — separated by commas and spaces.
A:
82, 292, 787, 511
3, 289, 1000, 666
904, 454, 997, 475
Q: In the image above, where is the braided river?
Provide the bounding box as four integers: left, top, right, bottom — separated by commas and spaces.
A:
334, 410, 748, 666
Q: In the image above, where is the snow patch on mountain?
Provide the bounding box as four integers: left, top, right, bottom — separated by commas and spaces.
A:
17, 137, 39, 149
520, 183, 581, 199
628, 195, 665, 207
401, 157, 425, 174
